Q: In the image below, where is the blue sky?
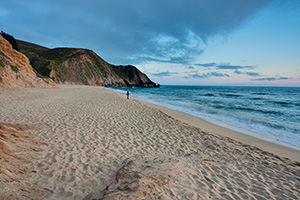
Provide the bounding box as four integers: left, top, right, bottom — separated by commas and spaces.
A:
1, 0, 300, 86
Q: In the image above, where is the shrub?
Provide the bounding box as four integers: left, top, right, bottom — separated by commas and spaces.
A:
1, 31, 19, 51
10, 65, 19, 72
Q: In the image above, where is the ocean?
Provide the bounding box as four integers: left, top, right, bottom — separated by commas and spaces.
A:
108, 85, 300, 150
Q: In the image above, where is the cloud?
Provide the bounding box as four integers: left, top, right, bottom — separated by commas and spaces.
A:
234, 70, 243, 75
188, 66, 195, 69
195, 63, 217, 67
195, 63, 257, 73
251, 77, 276, 81
190, 72, 230, 79
246, 72, 260, 76
251, 77, 289, 81
151, 71, 178, 77
0, 0, 272, 64
278, 77, 289, 80
210, 72, 230, 77
234, 70, 260, 76
191, 74, 209, 79
216, 64, 255, 70
135, 32, 205, 64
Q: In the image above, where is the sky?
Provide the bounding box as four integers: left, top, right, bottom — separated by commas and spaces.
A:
1, 0, 300, 86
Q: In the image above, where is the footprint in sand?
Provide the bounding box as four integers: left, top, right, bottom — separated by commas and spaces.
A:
68, 154, 73, 162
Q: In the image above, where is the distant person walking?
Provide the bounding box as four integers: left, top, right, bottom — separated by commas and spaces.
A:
126, 90, 130, 99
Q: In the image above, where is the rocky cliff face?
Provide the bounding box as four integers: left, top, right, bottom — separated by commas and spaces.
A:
0, 35, 57, 88
111, 65, 158, 87
17, 40, 158, 87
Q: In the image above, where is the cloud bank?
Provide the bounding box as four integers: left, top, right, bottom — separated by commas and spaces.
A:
1, 0, 271, 64
234, 70, 261, 77
190, 72, 230, 79
151, 71, 179, 77
251, 77, 289, 81
196, 63, 256, 70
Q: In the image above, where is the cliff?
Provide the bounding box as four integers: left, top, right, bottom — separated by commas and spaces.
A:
0, 35, 57, 88
17, 40, 158, 87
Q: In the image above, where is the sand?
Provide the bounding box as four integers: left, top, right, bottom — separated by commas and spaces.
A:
137, 97, 300, 162
0, 85, 299, 199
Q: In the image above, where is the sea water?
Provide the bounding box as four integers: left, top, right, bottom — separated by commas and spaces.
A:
108, 86, 300, 150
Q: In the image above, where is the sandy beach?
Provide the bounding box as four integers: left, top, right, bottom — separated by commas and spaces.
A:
0, 85, 299, 199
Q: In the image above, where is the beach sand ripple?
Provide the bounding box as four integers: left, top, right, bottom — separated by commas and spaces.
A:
0, 85, 299, 199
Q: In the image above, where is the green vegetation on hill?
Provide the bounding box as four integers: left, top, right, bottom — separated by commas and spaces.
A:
17, 40, 49, 54
0, 47, 8, 67
16, 39, 158, 87
17, 40, 52, 77
1, 31, 19, 51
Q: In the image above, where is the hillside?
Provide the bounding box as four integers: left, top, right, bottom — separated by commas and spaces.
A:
17, 40, 158, 87
0, 35, 57, 88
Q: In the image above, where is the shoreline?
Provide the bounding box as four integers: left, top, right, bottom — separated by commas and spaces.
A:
121, 92, 300, 162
